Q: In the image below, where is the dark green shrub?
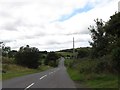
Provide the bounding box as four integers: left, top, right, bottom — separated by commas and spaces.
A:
111, 47, 120, 72
45, 52, 60, 67
15, 45, 40, 69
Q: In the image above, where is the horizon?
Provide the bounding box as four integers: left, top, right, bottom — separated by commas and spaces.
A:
4, 44, 91, 52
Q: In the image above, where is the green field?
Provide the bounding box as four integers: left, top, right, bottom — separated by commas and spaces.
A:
57, 52, 73, 57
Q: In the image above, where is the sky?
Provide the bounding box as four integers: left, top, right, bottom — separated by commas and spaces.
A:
0, 0, 119, 51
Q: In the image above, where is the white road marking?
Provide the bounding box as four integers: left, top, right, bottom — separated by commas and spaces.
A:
25, 83, 34, 90
51, 72, 53, 74
49, 72, 54, 75
54, 71, 56, 73
49, 72, 52, 75
48, 69, 60, 75
40, 75, 47, 80
49, 69, 60, 75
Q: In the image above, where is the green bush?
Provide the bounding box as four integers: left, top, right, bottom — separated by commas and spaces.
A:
45, 52, 60, 67
15, 45, 40, 69
77, 49, 89, 58
76, 57, 113, 74
2, 57, 15, 64
64, 59, 74, 68
111, 47, 120, 72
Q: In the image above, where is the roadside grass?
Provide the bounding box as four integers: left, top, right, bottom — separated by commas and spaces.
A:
2, 64, 52, 80
86, 74, 118, 88
67, 68, 118, 88
65, 59, 119, 88
67, 68, 84, 81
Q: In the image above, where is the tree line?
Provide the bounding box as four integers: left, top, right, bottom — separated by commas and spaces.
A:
1, 45, 60, 69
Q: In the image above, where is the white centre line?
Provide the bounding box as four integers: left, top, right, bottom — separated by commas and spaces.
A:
40, 74, 47, 80
49, 72, 54, 75
54, 71, 56, 73
24, 83, 34, 90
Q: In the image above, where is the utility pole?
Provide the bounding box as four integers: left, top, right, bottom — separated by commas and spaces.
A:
73, 37, 75, 59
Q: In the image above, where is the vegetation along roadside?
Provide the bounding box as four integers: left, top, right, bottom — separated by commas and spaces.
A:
64, 12, 120, 89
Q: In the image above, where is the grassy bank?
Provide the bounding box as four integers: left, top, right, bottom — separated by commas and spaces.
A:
67, 68, 118, 88
2, 64, 52, 80
65, 59, 119, 88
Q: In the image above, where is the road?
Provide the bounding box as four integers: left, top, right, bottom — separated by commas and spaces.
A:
2, 57, 76, 89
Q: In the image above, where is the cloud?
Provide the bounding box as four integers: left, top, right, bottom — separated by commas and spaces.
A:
0, 0, 119, 51
2, 40, 16, 44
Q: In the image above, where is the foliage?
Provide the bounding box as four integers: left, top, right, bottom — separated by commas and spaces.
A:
64, 59, 74, 68
65, 59, 118, 88
88, 12, 120, 72
8, 50, 17, 58
44, 52, 60, 67
64, 12, 120, 88
104, 12, 120, 72
59, 49, 73, 53
15, 45, 40, 69
77, 48, 90, 58
2, 57, 15, 64
111, 47, 120, 72
2, 46, 11, 57
89, 19, 108, 57
39, 51, 47, 54
105, 12, 120, 38
57, 51, 73, 58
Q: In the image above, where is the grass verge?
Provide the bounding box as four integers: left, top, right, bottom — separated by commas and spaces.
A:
67, 68, 118, 88
2, 64, 52, 80
65, 59, 119, 88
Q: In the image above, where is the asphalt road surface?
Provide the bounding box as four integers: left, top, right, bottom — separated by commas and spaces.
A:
2, 57, 76, 89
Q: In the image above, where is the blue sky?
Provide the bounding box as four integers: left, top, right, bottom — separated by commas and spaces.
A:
58, 3, 94, 22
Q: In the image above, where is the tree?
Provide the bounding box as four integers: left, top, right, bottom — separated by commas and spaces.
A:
89, 12, 120, 72
45, 52, 60, 67
104, 12, 120, 72
77, 48, 89, 58
105, 12, 120, 38
105, 12, 120, 49
112, 47, 120, 72
15, 45, 40, 69
8, 50, 17, 58
89, 19, 108, 58
2, 46, 11, 57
